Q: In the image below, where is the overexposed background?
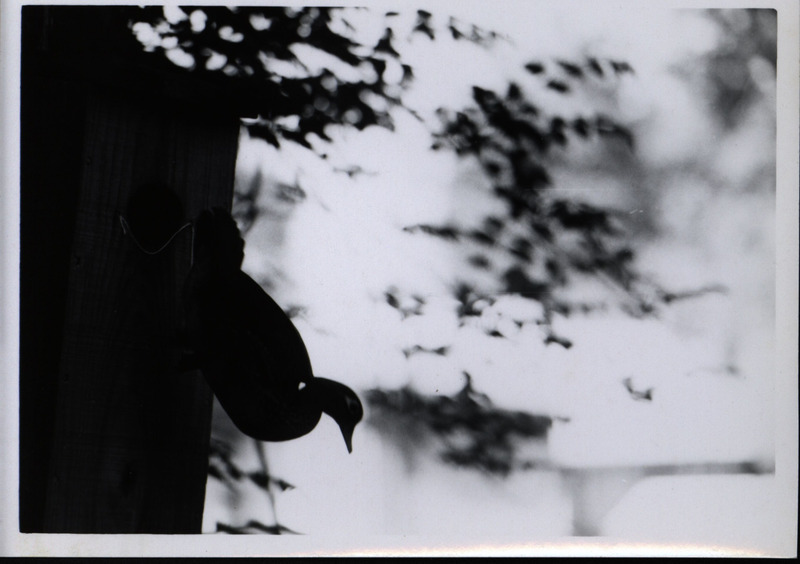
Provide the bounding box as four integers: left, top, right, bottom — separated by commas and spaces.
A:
1, 0, 797, 558
197, 2, 789, 553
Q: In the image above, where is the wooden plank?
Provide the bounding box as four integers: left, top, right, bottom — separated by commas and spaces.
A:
42, 91, 240, 533
19, 64, 86, 534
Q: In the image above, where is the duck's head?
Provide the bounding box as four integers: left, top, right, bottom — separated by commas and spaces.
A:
312, 378, 364, 453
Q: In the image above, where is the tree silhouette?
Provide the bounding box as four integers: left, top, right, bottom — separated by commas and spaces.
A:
127, 7, 693, 339
125, 6, 727, 522
365, 50, 725, 476
127, 7, 501, 148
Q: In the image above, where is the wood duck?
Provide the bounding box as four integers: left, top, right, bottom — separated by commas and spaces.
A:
182, 207, 363, 452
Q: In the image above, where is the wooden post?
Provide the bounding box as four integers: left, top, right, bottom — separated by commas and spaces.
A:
21, 6, 242, 532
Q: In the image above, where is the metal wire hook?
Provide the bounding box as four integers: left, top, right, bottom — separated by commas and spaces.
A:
119, 214, 194, 259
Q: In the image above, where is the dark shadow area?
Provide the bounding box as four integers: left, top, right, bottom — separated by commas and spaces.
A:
20, 6, 241, 533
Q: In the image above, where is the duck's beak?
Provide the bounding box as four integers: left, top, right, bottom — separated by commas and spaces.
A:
340, 424, 355, 454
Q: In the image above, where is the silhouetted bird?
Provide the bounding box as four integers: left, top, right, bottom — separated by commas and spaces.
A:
182, 207, 363, 452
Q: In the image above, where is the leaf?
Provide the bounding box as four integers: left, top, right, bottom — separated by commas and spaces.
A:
375, 27, 399, 57
468, 254, 491, 269
472, 86, 500, 111
509, 237, 533, 261
402, 345, 451, 358
400, 63, 414, 86
448, 21, 464, 40
245, 123, 281, 147
610, 60, 635, 75
503, 266, 548, 300
468, 229, 496, 246
485, 161, 503, 176
453, 283, 492, 319
544, 333, 572, 348
623, 377, 653, 401
216, 522, 246, 534
215, 453, 244, 481
546, 80, 569, 93
483, 216, 505, 235
383, 288, 425, 319
557, 60, 583, 78
413, 10, 435, 40
587, 57, 604, 76
530, 221, 554, 242
282, 305, 306, 319
248, 470, 271, 490
549, 117, 568, 145
207, 464, 225, 482
506, 82, 523, 100
384, 291, 400, 309
217, 520, 301, 535
525, 61, 545, 74
402, 223, 461, 240
572, 117, 591, 137
508, 153, 550, 187
245, 520, 301, 535
274, 478, 296, 491
658, 284, 728, 304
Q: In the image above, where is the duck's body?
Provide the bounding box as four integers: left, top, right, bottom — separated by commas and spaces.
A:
183, 208, 362, 450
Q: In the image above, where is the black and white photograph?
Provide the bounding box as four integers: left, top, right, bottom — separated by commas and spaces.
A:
1, 0, 797, 557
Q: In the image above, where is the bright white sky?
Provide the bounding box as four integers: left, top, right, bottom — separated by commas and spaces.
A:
205, 2, 790, 551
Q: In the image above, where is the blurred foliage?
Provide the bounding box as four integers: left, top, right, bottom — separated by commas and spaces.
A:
366, 373, 553, 476
128, 7, 499, 149
701, 9, 777, 129
127, 8, 668, 341
215, 520, 298, 535
398, 57, 710, 347
369, 27, 729, 475
123, 7, 737, 488
208, 439, 299, 534
428, 74, 647, 323
208, 439, 295, 493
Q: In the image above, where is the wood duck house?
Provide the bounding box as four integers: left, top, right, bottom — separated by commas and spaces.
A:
20, 6, 253, 533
